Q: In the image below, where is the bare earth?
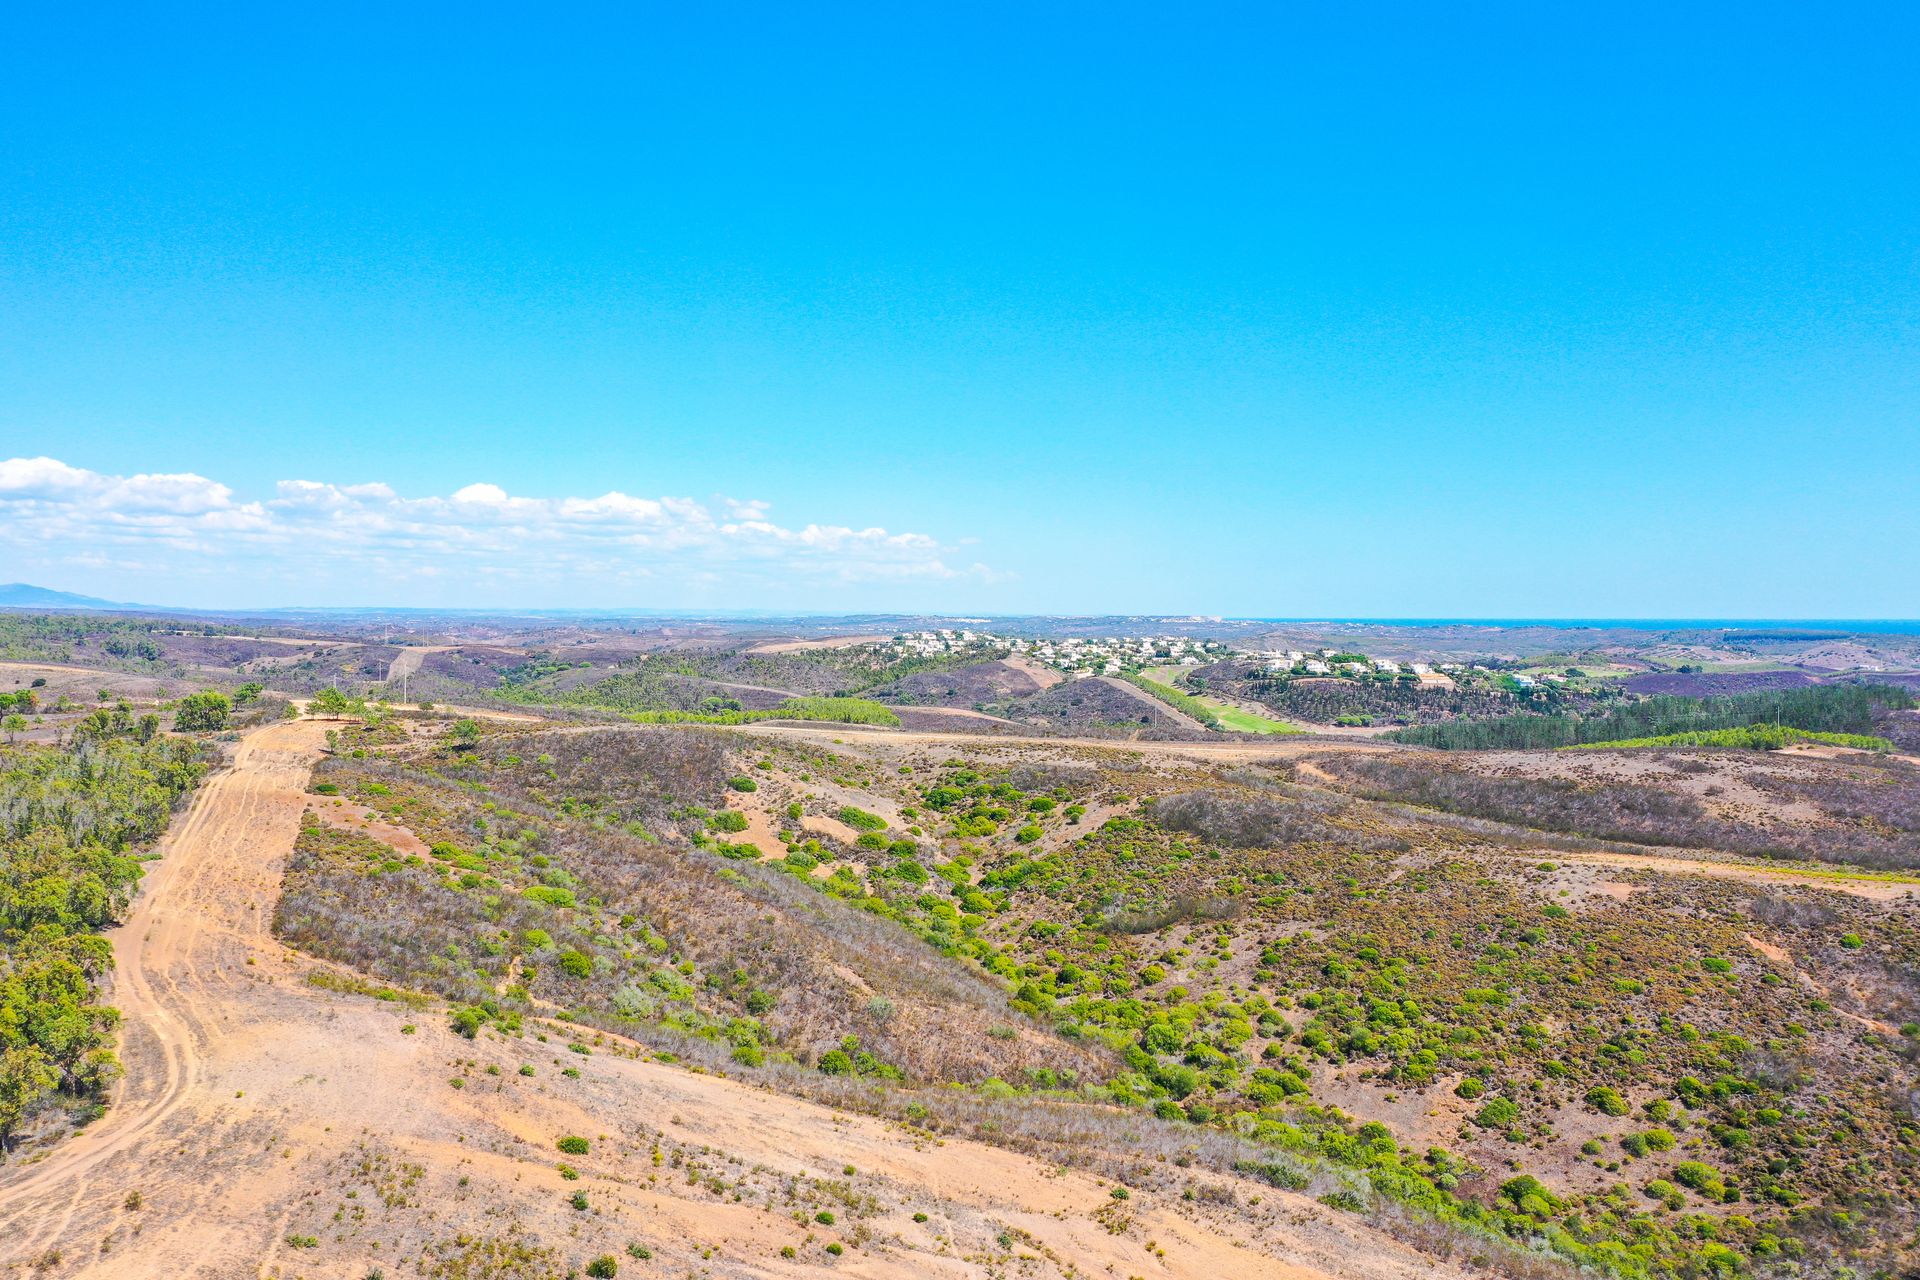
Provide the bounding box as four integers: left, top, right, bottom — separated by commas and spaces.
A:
0, 719, 1474, 1280
743, 634, 890, 655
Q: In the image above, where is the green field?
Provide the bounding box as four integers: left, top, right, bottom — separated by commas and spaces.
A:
1201, 698, 1303, 735
1570, 725, 1892, 752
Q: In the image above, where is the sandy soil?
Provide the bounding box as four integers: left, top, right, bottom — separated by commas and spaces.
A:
744, 634, 889, 655
308, 797, 434, 856
1776, 741, 1920, 769
0, 718, 1478, 1280
284, 694, 545, 724
381, 645, 455, 682
740, 721, 1398, 767
724, 786, 788, 856
1499, 847, 1920, 901
801, 813, 863, 843
0, 661, 176, 702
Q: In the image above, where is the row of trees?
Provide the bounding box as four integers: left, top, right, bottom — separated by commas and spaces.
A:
0, 719, 208, 1151
1386, 683, 1915, 750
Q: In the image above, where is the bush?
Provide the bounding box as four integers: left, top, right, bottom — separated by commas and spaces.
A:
1672, 1160, 1728, 1199
1586, 1085, 1630, 1116
557, 1135, 590, 1155
727, 776, 758, 792
1644, 1179, 1684, 1210
586, 1257, 619, 1279
837, 805, 887, 831
1500, 1175, 1560, 1215
1475, 1099, 1519, 1129
173, 690, 232, 732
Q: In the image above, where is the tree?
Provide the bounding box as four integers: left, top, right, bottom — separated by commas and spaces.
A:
173, 691, 231, 732
0, 1045, 58, 1153
233, 682, 264, 706
1, 714, 23, 743
310, 687, 353, 718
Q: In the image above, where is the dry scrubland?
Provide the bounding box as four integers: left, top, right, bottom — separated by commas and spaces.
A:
4, 649, 1920, 1277
0, 716, 1480, 1280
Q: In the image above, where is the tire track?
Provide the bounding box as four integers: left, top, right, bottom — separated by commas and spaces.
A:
0, 721, 327, 1255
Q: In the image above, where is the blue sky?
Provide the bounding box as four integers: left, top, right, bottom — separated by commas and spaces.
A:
3, 4, 1916, 615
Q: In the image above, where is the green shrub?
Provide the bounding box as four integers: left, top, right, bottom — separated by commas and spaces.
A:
1474, 1098, 1519, 1128
557, 1135, 590, 1155
1672, 1160, 1728, 1199
837, 805, 886, 831
1644, 1178, 1683, 1209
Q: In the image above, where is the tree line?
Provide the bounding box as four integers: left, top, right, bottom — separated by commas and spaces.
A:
0, 724, 209, 1151
1385, 683, 1915, 751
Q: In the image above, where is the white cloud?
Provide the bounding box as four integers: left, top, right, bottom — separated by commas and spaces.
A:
0, 455, 100, 498
0, 456, 984, 602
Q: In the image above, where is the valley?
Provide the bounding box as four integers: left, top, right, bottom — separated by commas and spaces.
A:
3, 611, 1919, 1279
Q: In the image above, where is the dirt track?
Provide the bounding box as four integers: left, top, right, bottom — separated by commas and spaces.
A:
738, 720, 1394, 763
0, 719, 1473, 1280
737, 724, 1920, 899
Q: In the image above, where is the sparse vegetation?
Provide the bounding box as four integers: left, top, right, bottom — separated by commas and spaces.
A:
14, 613, 1920, 1278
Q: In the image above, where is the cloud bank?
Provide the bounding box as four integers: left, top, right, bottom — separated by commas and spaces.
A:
0, 456, 988, 605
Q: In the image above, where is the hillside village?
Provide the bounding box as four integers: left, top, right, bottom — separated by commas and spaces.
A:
885, 628, 1234, 675
885, 630, 1468, 687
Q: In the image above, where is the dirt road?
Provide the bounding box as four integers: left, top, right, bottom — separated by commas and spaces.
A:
738, 719, 1394, 764
1, 719, 327, 1267
0, 719, 1469, 1280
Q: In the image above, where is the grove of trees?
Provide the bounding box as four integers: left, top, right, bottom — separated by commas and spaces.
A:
0, 724, 207, 1151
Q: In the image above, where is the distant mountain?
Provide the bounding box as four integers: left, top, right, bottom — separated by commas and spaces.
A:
0, 582, 126, 609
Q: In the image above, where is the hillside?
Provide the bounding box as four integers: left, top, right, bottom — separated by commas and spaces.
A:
5, 623, 1920, 1278
0, 712, 1488, 1280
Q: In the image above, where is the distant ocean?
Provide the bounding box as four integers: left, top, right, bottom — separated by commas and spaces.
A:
1237, 619, 1920, 633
